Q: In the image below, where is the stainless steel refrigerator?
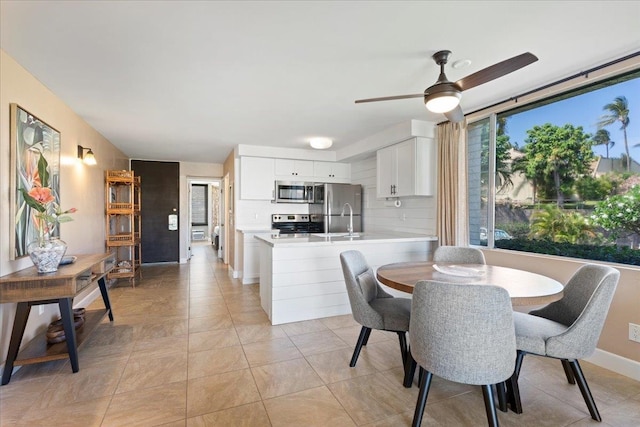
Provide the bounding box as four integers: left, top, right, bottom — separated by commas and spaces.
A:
310, 183, 362, 233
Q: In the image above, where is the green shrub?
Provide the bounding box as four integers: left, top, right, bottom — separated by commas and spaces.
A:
591, 185, 640, 239
529, 205, 598, 244
574, 175, 617, 201
495, 238, 640, 265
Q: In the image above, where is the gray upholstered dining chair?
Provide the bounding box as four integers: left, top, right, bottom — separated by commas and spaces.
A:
507, 264, 620, 421
339, 250, 411, 367
433, 245, 486, 264
410, 280, 516, 427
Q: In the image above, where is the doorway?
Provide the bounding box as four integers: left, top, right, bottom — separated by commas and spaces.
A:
187, 177, 222, 260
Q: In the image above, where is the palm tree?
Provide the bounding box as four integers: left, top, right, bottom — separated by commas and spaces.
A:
598, 96, 630, 171
592, 129, 614, 159
529, 205, 596, 244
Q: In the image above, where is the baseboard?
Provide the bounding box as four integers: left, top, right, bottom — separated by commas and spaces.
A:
242, 276, 258, 285
585, 348, 640, 381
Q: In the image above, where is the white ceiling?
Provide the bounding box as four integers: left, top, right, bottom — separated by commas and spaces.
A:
2, 1, 639, 164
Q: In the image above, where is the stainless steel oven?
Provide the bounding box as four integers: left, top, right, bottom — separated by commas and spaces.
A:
271, 214, 324, 235
274, 181, 314, 203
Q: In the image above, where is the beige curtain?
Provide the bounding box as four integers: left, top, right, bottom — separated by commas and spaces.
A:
437, 120, 467, 246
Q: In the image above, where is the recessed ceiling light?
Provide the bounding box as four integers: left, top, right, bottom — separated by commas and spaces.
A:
309, 137, 333, 149
452, 59, 472, 69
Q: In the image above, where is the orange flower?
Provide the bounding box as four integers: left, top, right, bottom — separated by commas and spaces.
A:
28, 187, 56, 205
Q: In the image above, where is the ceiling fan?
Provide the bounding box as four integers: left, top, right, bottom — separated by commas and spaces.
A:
355, 50, 538, 123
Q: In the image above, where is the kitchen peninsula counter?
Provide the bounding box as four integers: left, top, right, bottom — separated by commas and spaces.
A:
254, 231, 436, 247
256, 232, 437, 324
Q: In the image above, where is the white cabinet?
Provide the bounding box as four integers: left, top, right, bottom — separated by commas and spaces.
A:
376, 137, 435, 198
313, 161, 351, 182
240, 157, 275, 200
242, 231, 272, 284
377, 148, 396, 198
275, 159, 314, 178
240, 157, 352, 199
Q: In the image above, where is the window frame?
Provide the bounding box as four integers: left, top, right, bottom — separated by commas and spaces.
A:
191, 183, 209, 226
467, 65, 640, 262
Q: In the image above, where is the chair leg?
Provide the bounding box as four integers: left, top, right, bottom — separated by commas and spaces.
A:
482, 384, 500, 427
349, 326, 370, 367
362, 327, 372, 346
568, 360, 601, 422
506, 350, 525, 414
403, 351, 417, 388
397, 331, 408, 364
561, 359, 576, 384
495, 382, 508, 412
412, 368, 433, 427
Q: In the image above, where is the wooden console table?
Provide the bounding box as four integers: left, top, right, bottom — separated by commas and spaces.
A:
0, 253, 115, 385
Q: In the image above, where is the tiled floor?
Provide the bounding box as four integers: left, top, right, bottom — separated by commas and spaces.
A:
1, 243, 639, 426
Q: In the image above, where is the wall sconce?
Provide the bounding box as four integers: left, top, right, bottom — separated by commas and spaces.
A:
77, 145, 97, 165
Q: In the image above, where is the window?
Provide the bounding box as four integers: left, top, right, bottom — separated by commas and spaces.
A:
469, 70, 640, 266
191, 184, 208, 226
468, 117, 492, 246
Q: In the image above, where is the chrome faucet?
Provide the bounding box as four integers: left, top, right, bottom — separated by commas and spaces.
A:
341, 202, 354, 236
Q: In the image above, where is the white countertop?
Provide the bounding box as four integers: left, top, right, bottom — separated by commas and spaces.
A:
237, 227, 276, 233
254, 231, 437, 247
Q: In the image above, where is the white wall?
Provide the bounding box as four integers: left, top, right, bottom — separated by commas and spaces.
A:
350, 155, 437, 235
1, 50, 129, 367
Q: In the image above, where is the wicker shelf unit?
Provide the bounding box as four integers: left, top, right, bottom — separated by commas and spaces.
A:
105, 170, 141, 282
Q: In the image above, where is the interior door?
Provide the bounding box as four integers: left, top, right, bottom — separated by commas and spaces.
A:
220, 174, 227, 262
131, 160, 180, 263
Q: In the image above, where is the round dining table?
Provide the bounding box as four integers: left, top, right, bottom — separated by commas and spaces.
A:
376, 261, 564, 306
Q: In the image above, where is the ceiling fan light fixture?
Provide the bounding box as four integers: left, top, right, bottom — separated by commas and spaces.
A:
425, 91, 461, 113
309, 137, 333, 150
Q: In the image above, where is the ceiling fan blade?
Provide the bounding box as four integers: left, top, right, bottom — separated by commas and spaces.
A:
444, 105, 464, 123
455, 52, 538, 91
355, 93, 425, 103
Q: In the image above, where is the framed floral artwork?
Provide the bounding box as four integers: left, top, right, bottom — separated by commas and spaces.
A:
10, 104, 61, 259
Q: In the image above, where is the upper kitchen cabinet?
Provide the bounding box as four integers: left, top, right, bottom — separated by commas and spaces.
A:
376, 137, 435, 198
240, 157, 275, 200
313, 161, 351, 183
275, 159, 314, 179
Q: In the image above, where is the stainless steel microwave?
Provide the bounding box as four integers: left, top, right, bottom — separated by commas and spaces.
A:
274, 181, 314, 203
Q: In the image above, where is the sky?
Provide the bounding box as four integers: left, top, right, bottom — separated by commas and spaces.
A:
503, 76, 639, 159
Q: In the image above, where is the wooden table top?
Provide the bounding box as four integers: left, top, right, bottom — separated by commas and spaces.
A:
376, 261, 564, 306
0, 253, 115, 303
0, 253, 113, 283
